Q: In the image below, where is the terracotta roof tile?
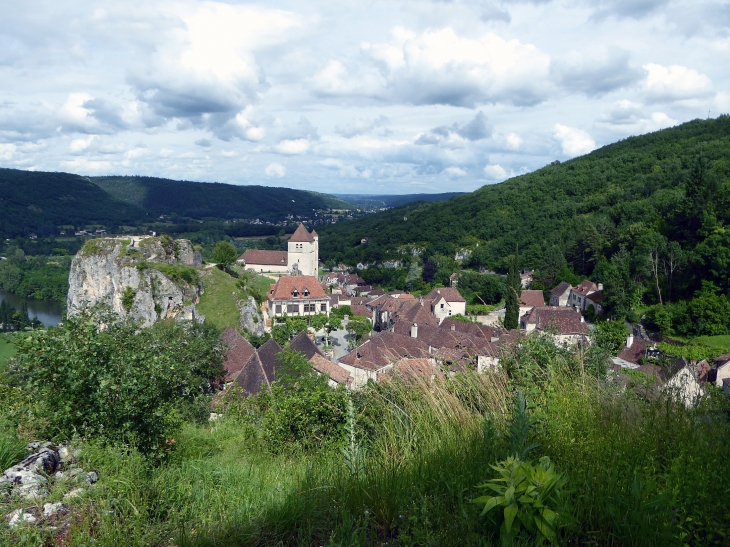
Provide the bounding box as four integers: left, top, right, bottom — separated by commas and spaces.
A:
289, 331, 323, 360
270, 275, 327, 300
520, 290, 545, 308
339, 332, 431, 371
550, 281, 572, 296
617, 339, 647, 365
221, 327, 257, 382
289, 223, 315, 243
523, 306, 589, 335
240, 249, 288, 266
310, 353, 351, 384
423, 287, 466, 304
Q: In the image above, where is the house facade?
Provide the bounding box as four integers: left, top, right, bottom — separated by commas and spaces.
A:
549, 282, 572, 306
268, 276, 330, 318
422, 288, 467, 322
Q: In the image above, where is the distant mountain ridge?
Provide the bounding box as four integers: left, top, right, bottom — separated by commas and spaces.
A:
0, 169, 352, 238
334, 192, 466, 209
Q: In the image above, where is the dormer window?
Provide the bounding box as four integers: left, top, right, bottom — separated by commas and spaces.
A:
292, 288, 299, 297
303, 288, 310, 297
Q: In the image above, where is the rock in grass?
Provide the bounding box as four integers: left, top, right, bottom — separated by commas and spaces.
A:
43, 502, 65, 518
64, 487, 85, 500
7, 509, 37, 528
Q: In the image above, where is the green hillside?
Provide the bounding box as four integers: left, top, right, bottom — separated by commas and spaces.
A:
334, 192, 467, 209
91, 176, 351, 220
0, 168, 145, 237
319, 116, 730, 327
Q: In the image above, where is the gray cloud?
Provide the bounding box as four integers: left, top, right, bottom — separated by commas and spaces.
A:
551, 48, 641, 96
195, 138, 212, 147
590, 0, 671, 20
416, 111, 493, 145
480, 3, 511, 23
83, 98, 129, 130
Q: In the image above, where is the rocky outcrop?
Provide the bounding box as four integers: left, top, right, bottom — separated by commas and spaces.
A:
240, 296, 265, 337
67, 237, 203, 327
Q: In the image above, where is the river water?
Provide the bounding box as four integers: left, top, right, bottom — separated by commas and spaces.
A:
0, 290, 64, 327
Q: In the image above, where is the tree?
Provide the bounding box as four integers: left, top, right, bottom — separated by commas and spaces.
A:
347, 316, 372, 344
422, 258, 437, 283
9, 311, 224, 457
504, 249, 521, 330
212, 241, 238, 271
594, 320, 628, 355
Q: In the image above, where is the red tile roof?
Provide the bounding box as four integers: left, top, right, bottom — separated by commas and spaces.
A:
310, 353, 351, 385
339, 332, 431, 371
270, 276, 327, 300
423, 287, 466, 304
617, 338, 647, 365
522, 306, 589, 335
240, 249, 288, 266
289, 223, 315, 243
550, 281, 572, 296
221, 327, 256, 382
289, 331, 324, 360
520, 290, 545, 308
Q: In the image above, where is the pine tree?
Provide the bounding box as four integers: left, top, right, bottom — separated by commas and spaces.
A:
504, 248, 521, 330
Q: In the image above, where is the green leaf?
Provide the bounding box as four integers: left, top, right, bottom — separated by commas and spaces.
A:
503, 503, 518, 534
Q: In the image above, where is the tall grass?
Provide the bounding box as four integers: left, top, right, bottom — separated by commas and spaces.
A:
1, 367, 729, 546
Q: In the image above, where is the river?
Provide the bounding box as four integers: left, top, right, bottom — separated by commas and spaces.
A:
0, 290, 64, 327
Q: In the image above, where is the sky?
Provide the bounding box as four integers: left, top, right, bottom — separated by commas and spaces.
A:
1, 0, 728, 195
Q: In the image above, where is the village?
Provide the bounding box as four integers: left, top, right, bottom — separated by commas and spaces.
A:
220, 224, 728, 407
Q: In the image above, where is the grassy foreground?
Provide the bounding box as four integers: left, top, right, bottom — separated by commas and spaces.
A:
2, 362, 729, 547
0, 334, 16, 371
196, 267, 271, 330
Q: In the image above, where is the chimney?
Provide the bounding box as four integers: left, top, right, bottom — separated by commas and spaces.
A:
598, 283, 604, 291
451, 323, 456, 331
581, 316, 585, 323
626, 334, 634, 348
411, 323, 418, 338
491, 336, 500, 343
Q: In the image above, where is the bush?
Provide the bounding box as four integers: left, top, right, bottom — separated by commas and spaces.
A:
7, 311, 224, 457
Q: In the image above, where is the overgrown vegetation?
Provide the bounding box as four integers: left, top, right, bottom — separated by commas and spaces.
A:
137, 261, 199, 286
1, 321, 727, 546
0, 246, 72, 302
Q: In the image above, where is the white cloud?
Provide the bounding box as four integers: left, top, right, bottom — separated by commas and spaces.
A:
0, 143, 16, 160
272, 139, 310, 155
505, 133, 523, 150
443, 166, 467, 178
554, 124, 596, 157
265, 162, 286, 177
642, 63, 714, 102
69, 136, 96, 153
312, 27, 552, 107
484, 164, 508, 181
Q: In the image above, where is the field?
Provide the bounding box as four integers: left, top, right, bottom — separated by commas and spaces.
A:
691, 335, 730, 353
196, 266, 271, 330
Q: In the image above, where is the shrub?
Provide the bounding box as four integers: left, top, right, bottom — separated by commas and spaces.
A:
121, 286, 136, 312
7, 311, 224, 458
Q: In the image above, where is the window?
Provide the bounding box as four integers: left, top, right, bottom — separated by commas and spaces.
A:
449, 310, 452, 315
287, 304, 299, 314
321, 303, 327, 312
275, 305, 282, 314
440, 303, 444, 309
303, 304, 315, 313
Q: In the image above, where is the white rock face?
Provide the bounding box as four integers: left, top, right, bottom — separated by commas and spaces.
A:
7, 509, 37, 528
67, 237, 203, 328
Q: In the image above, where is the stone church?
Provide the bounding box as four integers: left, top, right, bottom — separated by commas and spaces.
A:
238, 223, 319, 277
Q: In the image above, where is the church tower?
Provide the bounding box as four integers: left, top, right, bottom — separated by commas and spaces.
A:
287, 223, 318, 277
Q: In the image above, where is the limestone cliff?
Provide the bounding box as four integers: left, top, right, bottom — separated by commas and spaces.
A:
67, 236, 204, 327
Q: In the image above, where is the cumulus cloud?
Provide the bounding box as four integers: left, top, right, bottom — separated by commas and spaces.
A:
265, 162, 286, 177
552, 48, 641, 96
128, 4, 302, 139
554, 124, 596, 156
484, 164, 508, 181
279, 116, 320, 141
312, 27, 552, 107
443, 166, 467, 178
642, 63, 714, 102
597, 100, 678, 131
416, 111, 493, 146
195, 138, 212, 147
335, 115, 389, 138
272, 139, 310, 155
480, 3, 511, 23
69, 135, 96, 154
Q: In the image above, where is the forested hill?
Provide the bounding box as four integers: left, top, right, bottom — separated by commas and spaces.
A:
90, 176, 350, 220
0, 169, 352, 238
0, 169, 145, 237
333, 192, 466, 209
319, 116, 730, 324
